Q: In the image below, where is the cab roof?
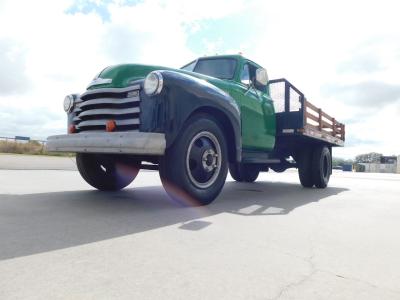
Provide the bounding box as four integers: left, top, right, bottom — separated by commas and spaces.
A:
197, 54, 263, 69
198, 54, 243, 60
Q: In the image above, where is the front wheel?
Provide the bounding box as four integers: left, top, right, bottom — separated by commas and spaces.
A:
76, 153, 140, 191
159, 114, 228, 206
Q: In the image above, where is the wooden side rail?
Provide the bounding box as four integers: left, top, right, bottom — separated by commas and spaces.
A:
269, 78, 345, 144
303, 99, 345, 141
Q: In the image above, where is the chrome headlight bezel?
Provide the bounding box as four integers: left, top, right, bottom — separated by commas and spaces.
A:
63, 95, 75, 113
144, 71, 163, 96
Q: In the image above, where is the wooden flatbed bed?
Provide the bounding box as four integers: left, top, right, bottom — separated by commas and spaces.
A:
269, 78, 345, 151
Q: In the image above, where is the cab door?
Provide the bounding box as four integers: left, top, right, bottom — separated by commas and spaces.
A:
230, 62, 275, 151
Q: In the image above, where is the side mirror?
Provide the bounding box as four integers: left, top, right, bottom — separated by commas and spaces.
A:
255, 68, 268, 86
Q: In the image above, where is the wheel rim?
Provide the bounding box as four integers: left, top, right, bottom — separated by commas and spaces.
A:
186, 131, 222, 189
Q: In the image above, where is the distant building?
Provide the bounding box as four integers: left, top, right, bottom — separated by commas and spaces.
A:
357, 155, 398, 174
398, 156, 400, 174
380, 156, 397, 164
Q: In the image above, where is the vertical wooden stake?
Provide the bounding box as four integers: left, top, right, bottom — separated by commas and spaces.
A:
318, 108, 322, 131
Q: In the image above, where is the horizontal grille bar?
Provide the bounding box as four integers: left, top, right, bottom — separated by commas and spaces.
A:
80, 85, 141, 99
76, 119, 140, 129
77, 107, 140, 119
78, 96, 140, 109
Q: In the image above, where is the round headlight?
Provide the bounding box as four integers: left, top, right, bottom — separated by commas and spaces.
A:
63, 95, 74, 113
144, 71, 163, 96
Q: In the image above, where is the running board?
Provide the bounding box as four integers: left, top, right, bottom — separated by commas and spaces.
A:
241, 150, 281, 164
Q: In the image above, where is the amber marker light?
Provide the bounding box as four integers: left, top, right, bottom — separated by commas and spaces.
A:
106, 120, 116, 132
68, 125, 76, 134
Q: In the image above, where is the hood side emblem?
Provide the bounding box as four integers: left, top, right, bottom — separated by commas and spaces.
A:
87, 78, 112, 89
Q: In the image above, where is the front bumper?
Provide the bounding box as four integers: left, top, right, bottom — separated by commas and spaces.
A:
46, 132, 166, 155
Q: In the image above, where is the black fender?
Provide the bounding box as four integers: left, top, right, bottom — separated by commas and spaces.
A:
139, 70, 242, 162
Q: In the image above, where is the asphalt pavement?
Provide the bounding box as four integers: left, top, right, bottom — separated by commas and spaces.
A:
1, 155, 400, 299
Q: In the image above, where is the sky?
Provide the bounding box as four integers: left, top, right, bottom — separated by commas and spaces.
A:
0, 0, 399, 158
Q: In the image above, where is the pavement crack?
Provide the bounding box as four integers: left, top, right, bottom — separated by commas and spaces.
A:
269, 237, 400, 299
270, 269, 317, 300
316, 269, 400, 296
269, 237, 317, 300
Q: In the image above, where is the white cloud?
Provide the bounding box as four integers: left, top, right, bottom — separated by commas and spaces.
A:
0, 0, 243, 140
0, 0, 399, 158
0, 38, 31, 95
243, 0, 400, 158
335, 101, 400, 158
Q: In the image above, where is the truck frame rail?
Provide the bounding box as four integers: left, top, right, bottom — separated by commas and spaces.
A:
269, 78, 345, 147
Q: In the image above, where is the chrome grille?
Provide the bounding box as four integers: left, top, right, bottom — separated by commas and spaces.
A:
73, 85, 141, 132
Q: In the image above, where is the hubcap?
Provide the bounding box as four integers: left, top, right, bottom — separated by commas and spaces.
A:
186, 131, 222, 189
202, 149, 218, 172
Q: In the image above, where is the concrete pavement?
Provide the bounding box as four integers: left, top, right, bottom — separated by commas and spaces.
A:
0, 153, 77, 170
0, 157, 399, 299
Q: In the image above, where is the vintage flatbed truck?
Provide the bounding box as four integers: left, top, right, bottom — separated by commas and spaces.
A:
46, 54, 345, 205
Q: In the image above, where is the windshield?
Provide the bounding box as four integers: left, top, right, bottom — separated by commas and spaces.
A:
181, 58, 237, 79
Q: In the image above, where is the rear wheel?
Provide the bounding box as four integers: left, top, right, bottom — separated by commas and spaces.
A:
76, 154, 140, 191
229, 163, 260, 182
159, 114, 228, 206
312, 146, 331, 188
297, 148, 314, 188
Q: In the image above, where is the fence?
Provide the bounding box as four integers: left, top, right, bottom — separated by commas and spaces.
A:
0, 136, 46, 144
0, 136, 47, 155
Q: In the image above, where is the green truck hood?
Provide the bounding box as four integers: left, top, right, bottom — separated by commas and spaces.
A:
90, 64, 232, 93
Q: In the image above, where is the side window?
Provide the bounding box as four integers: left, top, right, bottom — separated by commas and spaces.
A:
181, 60, 196, 72
240, 64, 251, 85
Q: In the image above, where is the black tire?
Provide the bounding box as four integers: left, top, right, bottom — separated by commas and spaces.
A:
270, 165, 286, 173
297, 148, 314, 188
312, 146, 331, 188
76, 153, 140, 191
159, 114, 228, 206
229, 163, 260, 182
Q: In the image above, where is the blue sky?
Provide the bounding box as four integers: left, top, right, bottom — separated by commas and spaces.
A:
66, 0, 114, 21
0, 0, 399, 158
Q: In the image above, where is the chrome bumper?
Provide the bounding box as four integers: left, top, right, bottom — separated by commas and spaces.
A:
46, 132, 166, 155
